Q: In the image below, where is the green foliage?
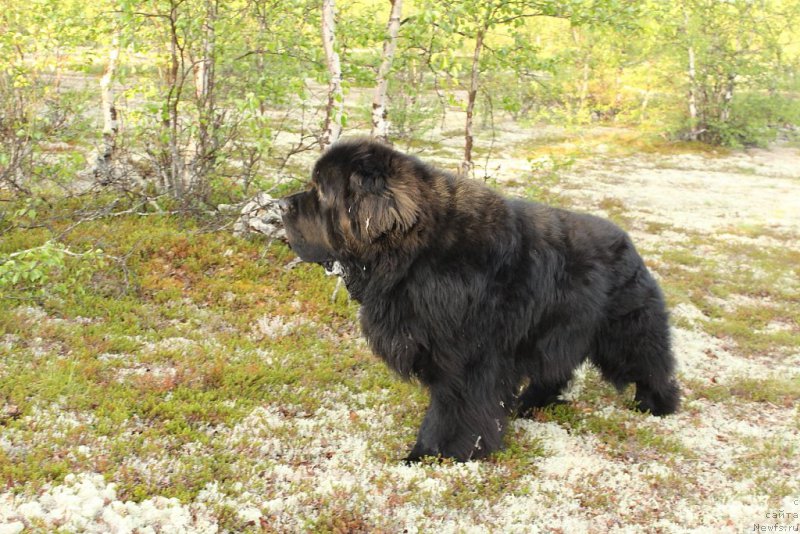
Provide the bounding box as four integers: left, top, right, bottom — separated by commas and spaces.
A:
0, 240, 106, 299
0, 207, 368, 505
1, 0, 799, 203
654, 0, 800, 145
699, 91, 800, 147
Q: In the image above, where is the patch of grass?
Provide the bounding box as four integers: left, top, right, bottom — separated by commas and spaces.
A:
492, 428, 548, 474
574, 472, 617, 509
728, 376, 800, 406
533, 402, 586, 429
514, 129, 730, 161
718, 164, 760, 176
583, 411, 690, 459
589, 130, 731, 157
644, 220, 676, 234
0, 227, 52, 255
702, 304, 800, 355
398, 137, 447, 154
657, 245, 711, 271
311, 503, 371, 533
1, 179, 797, 529
683, 378, 734, 403
683, 375, 800, 408
651, 227, 799, 355
597, 197, 632, 227
727, 438, 798, 502
510, 133, 572, 158
0, 200, 371, 507
721, 223, 796, 242
531, 393, 692, 461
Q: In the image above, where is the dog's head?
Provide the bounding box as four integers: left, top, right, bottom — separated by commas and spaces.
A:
280, 139, 423, 266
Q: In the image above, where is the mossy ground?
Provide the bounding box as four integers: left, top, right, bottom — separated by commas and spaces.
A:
1, 132, 799, 531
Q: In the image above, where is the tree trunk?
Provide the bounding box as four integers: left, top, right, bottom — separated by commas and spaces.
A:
254, 2, 269, 116
165, 0, 185, 198
683, 9, 698, 140
687, 43, 697, 120
320, 0, 343, 152
571, 27, 590, 118
461, 29, 484, 177
371, 0, 403, 142
95, 22, 120, 184
613, 67, 623, 120
640, 88, 651, 122
720, 74, 735, 124
194, 0, 215, 106
190, 0, 217, 198
580, 60, 590, 116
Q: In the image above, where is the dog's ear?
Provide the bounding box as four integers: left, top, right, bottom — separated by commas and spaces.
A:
349, 142, 419, 241
354, 181, 419, 241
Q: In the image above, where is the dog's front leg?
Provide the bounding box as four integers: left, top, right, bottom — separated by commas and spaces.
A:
405, 378, 506, 463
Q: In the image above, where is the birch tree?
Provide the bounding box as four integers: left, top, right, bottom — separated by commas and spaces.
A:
94, 17, 121, 183
371, 0, 403, 142
190, 0, 219, 199
320, 0, 343, 151
461, 24, 484, 177
428, 0, 563, 176
119, 0, 232, 200
668, 0, 800, 145
681, 7, 698, 139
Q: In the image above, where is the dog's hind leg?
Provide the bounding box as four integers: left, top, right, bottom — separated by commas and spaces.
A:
591, 286, 680, 416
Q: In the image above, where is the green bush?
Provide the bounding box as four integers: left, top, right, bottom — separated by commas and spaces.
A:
0, 240, 106, 300
700, 93, 800, 148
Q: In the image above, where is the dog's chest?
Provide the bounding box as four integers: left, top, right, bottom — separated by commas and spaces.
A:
359, 296, 426, 379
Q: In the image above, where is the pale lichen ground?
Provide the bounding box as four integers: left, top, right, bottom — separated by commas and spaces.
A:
1, 130, 799, 533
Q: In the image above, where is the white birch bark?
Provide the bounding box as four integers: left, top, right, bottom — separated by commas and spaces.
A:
720, 74, 734, 124
320, 0, 343, 152
371, 0, 403, 142
571, 27, 590, 117
194, 0, 216, 105
194, 59, 207, 103
687, 44, 697, 125
100, 32, 120, 142
93, 22, 121, 183
684, 8, 698, 139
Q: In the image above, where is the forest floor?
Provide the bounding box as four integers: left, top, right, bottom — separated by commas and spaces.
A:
1, 126, 799, 533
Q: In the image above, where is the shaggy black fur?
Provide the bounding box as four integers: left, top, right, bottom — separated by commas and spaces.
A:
280, 139, 680, 462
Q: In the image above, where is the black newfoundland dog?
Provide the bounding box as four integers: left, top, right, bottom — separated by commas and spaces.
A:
280, 139, 680, 462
